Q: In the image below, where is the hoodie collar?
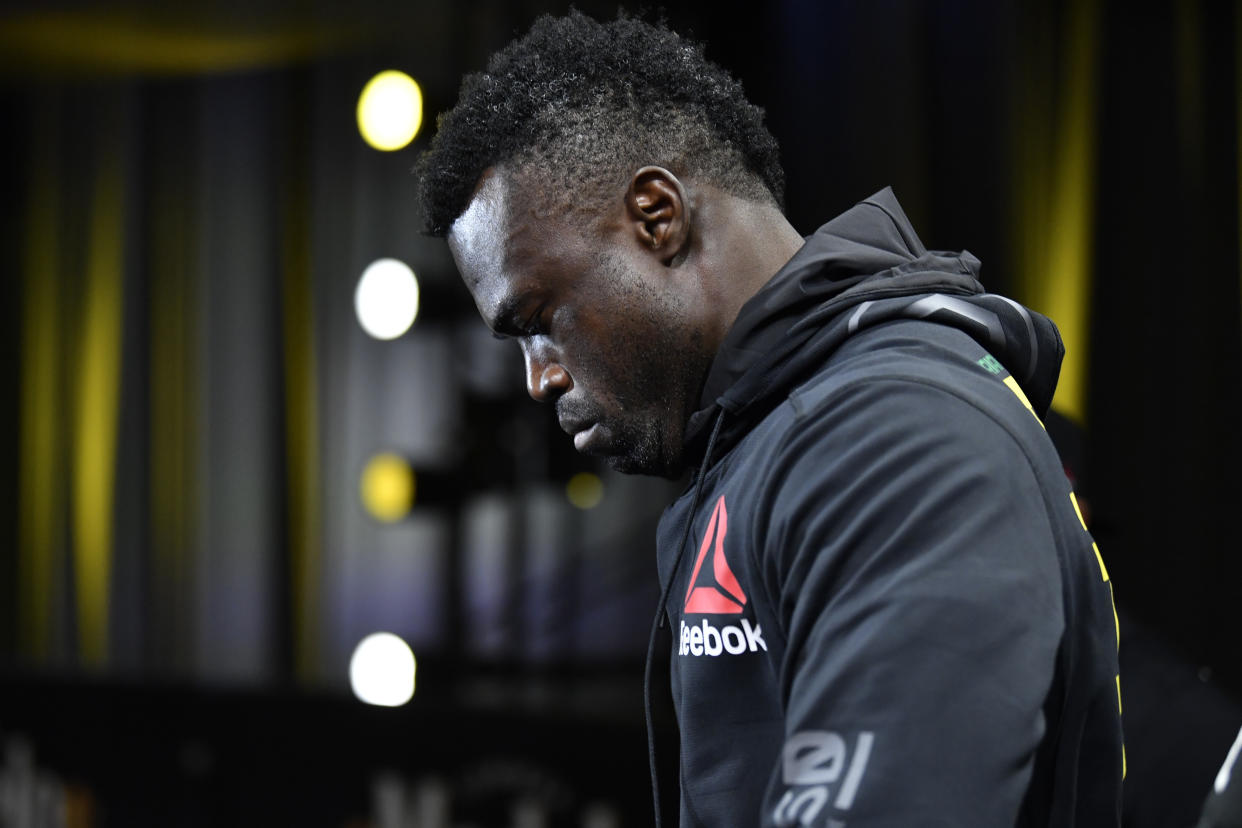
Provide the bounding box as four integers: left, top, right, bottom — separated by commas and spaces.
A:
681, 187, 1058, 468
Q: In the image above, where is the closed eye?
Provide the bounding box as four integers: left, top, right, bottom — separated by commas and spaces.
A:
520, 304, 548, 337
504, 302, 548, 340
488, 295, 546, 340
487, 297, 522, 339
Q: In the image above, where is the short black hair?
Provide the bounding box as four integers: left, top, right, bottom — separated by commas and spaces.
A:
417, 10, 785, 236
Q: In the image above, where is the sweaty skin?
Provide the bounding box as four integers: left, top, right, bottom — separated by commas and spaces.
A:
447, 165, 804, 477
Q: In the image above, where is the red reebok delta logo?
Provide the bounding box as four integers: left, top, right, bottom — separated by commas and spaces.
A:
678, 495, 767, 657
684, 495, 747, 614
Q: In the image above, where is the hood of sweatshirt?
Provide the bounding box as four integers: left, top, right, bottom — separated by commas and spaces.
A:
680, 187, 1065, 468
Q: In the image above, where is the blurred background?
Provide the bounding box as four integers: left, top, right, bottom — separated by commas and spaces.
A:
1, 0, 1240, 825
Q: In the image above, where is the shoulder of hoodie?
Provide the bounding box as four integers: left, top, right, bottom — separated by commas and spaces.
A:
722, 317, 1066, 492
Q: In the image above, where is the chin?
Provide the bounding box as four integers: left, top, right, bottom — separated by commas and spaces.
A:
603, 448, 685, 479
586, 416, 685, 477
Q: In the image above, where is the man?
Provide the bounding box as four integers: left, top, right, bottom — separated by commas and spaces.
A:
418, 11, 1123, 826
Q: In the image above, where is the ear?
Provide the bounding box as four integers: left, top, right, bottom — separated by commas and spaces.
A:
626, 166, 690, 264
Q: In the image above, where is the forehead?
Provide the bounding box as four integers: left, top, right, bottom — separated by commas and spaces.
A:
448, 168, 599, 328
447, 169, 512, 300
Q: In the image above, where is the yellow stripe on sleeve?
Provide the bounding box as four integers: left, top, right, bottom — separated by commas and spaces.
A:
1002, 375, 1046, 429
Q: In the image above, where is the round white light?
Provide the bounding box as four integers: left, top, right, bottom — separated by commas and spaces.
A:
349, 632, 416, 707
355, 258, 420, 340
357, 70, 423, 151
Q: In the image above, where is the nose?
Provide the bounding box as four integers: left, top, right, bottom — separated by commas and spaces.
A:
524, 346, 572, 402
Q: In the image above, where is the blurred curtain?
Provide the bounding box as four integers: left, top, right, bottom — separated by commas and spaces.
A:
17, 86, 135, 670
1008, 0, 1100, 424
13, 77, 300, 681
1086, 0, 1242, 690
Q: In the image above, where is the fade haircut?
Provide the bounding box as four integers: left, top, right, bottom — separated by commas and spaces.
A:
417, 10, 785, 237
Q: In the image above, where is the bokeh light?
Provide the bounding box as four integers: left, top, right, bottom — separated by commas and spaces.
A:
356, 70, 423, 151
349, 632, 416, 706
355, 258, 419, 340
361, 453, 416, 522
566, 472, 604, 510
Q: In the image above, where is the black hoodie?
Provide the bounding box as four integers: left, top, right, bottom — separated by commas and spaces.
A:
646, 189, 1123, 826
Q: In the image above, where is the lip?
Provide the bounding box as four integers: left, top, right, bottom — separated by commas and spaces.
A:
558, 412, 592, 437
572, 423, 600, 452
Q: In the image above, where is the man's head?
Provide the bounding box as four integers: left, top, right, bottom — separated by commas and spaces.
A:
418, 11, 791, 477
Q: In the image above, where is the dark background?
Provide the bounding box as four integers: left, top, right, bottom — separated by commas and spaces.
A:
1, 0, 1240, 825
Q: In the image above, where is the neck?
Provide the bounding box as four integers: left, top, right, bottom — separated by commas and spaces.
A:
688, 186, 805, 350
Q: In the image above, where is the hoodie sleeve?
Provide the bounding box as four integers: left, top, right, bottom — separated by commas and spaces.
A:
753, 375, 1068, 826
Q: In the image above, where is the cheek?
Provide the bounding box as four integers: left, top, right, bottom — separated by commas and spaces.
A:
557, 266, 679, 399
592, 321, 670, 401
554, 316, 632, 397
564, 330, 620, 389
